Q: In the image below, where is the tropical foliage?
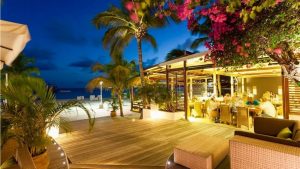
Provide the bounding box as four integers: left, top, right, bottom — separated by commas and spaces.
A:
86, 57, 140, 116
157, 0, 300, 84
137, 83, 176, 112
165, 49, 194, 61
1, 75, 95, 157
1, 53, 39, 76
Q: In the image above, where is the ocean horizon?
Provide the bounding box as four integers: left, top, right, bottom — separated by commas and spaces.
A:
55, 88, 112, 100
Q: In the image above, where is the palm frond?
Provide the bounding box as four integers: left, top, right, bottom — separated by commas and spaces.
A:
127, 77, 141, 87
143, 33, 157, 50
91, 63, 105, 72
86, 76, 113, 92
191, 37, 208, 49
93, 6, 137, 30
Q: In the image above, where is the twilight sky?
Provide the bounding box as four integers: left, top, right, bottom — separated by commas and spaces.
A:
2, 0, 205, 88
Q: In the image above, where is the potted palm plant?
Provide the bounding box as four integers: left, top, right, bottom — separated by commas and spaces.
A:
1, 75, 95, 169
110, 97, 119, 117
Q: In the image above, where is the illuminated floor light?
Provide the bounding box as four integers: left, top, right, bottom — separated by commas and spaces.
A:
60, 152, 64, 156
188, 117, 197, 122
57, 147, 61, 150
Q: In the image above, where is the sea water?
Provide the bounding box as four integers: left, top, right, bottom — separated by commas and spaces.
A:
55, 88, 112, 100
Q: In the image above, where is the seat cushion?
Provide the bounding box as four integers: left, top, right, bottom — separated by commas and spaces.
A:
277, 127, 292, 139
174, 135, 229, 169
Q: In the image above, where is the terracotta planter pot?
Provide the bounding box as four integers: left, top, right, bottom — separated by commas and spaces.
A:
32, 150, 49, 169
110, 111, 117, 117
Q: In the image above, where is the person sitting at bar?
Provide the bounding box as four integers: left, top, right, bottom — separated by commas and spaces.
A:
259, 92, 276, 117
223, 93, 232, 104
246, 96, 260, 106
205, 95, 218, 122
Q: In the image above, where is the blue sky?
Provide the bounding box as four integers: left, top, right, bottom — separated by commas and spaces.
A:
2, 0, 205, 88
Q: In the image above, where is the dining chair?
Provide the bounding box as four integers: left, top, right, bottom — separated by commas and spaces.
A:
236, 107, 252, 130
220, 104, 231, 124
194, 101, 203, 117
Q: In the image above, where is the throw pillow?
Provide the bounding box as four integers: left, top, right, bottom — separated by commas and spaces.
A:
276, 127, 292, 139
293, 130, 300, 142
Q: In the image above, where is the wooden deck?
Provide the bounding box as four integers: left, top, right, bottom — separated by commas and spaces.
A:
56, 114, 235, 168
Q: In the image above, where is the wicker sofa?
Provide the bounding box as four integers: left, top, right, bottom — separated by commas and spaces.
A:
230, 117, 300, 169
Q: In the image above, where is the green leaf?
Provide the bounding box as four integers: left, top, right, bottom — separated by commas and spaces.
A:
256, 6, 263, 12
250, 11, 256, 20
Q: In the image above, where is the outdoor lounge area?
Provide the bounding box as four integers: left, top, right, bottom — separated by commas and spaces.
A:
1, 0, 300, 169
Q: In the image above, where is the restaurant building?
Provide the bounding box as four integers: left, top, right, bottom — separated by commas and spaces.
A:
144, 51, 300, 121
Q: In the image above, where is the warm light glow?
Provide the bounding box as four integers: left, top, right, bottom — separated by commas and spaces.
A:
253, 86, 257, 95
47, 126, 59, 138
188, 117, 197, 122
278, 86, 282, 95
150, 111, 163, 119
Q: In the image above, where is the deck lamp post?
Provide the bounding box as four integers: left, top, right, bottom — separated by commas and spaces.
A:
99, 81, 103, 109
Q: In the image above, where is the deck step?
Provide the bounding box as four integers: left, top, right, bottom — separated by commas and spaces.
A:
70, 163, 164, 169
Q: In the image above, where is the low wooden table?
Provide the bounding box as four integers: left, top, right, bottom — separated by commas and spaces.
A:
174, 135, 229, 169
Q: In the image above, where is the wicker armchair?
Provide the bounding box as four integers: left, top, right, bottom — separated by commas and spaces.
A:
236, 107, 252, 130
230, 117, 300, 169
219, 105, 231, 124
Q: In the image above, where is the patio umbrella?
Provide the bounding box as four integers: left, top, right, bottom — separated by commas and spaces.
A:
0, 20, 31, 70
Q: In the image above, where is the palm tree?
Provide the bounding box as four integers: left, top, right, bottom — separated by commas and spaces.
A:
86, 58, 140, 117
1, 53, 39, 76
1, 75, 94, 162
165, 49, 194, 61
93, 4, 172, 86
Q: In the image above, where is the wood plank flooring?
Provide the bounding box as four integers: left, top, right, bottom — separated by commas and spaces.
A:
56, 114, 235, 168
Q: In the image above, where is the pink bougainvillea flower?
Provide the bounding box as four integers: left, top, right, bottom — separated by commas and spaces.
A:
213, 14, 227, 23
158, 13, 164, 19
236, 45, 243, 53
204, 41, 211, 49
245, 43, 251, 47
177, 4, 193, 20
242, 0, 251, 4
168, 2, 177, 11
125, 2, 134, 11
275, 0, 283, 5
232, 39, 238, 46
215, 43, 224, 51
237, 24, 245, 31
230, 18, 237, 23
273, 48, 282, 55
200, 8, 209, 16
130, 13, 139, 23
211, 6, 220, 14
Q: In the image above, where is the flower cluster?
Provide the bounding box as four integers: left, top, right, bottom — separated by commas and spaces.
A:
165, 0, 288, 67
125, 1, 141, 23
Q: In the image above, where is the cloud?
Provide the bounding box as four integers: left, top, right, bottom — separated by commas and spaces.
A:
143, 57, 158, 68
24, 47, 58, 70
37, 62, 57, 71
45, 21, 87, 46
69, 58, 97, 69
25, 47, 55, 60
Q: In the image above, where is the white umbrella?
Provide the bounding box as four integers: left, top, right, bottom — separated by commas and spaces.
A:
0, 20, 31, 69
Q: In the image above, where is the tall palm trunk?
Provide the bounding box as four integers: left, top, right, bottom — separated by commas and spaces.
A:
118, 94, 124, 117
130, 87, 134, 111
137, 38, 145, 86
137, 38, 146, 119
